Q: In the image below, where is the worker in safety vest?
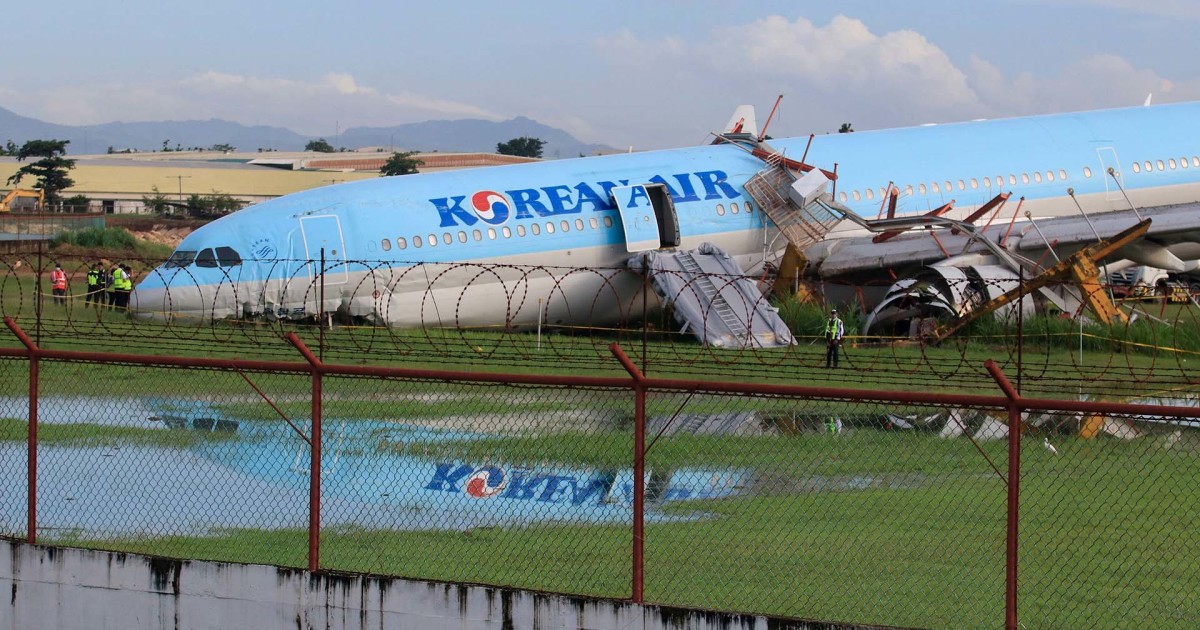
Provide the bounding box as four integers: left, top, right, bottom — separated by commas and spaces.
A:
85, 262, 103, 306
824, 308, 844, 369
50, 264, 68, 306
110, 264, 128, 309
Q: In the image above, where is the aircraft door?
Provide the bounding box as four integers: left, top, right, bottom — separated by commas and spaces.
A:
300, 215, 349, 285
1095, 146, 1123, 202
610, 183, 680, 252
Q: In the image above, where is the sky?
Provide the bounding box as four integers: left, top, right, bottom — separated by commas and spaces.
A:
2, 0, 1198, 150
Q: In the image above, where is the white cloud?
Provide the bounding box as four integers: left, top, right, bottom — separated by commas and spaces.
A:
590, 14, 1200, 143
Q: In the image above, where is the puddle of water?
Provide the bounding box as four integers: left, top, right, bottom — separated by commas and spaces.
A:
0, 403, 751, 538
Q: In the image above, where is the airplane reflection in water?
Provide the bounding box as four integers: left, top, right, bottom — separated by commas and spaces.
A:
132, 101, 1200, 331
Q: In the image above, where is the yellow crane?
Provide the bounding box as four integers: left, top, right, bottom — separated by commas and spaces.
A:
0, 188, 44, 212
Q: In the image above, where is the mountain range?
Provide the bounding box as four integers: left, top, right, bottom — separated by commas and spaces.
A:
0, 106, 614, 158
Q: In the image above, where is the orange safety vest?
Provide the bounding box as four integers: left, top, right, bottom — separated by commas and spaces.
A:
51, 269, 67, 290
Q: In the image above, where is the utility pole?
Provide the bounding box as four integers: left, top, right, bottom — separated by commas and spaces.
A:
168, 175, 192, 202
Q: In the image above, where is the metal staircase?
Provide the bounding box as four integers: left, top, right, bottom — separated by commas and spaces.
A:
742, 156, 843, 252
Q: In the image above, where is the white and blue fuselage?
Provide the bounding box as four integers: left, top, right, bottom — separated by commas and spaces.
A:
133, 101, 1200, 327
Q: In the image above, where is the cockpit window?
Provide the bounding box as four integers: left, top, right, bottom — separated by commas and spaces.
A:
196, 248, 219, 268
215, 247, 242, 267
166, 250, 197, 268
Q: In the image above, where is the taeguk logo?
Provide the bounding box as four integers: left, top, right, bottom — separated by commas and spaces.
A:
464, 466, 506, 498
470, 190, 511, 225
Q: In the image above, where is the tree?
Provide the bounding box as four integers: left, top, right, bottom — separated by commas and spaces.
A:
62, 194, 91, 212
142, 186, 173, 215
0, 140, 16, 156
7, 139, 76, 204
380, 151, 423, 176
305, 138, 335, 153
838, 123, 855, 133
496, 136, 545, 158
210, 143, 236, 152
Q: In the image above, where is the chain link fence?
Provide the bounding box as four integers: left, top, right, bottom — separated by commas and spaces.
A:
1, 327, 1198, 628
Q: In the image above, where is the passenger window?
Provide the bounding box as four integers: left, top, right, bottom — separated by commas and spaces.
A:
717, 203, 726, 215
428, 234, 437, 247
589, 217, 598, 229
531, 223, 541, 235
865, 189, 874, 200
1045, 171, 1054, 182
852, 191, 861, 202
196, 249, 218, 268
472, 229, 482, 241
1132, 162, 1141, 173
561, 220, 570, 232
904, 185, 914, 196
969, 178, 978, 189
1193, 157, 1199, 167
1033, 172, 1042, 183
381, 239, 391, 252
516, 225, 527, 237
1008, 175, 1017, 185
1058, 169, 1067, 180
1021, 173, 1030, 184
1157, 160, 1165, 171
839, 192, 848, 202
731, 202, 740, 213
1145, 161, 1153, 171
1181, 157, 1189, 169
944, 181, 952, 192
1083, 167, 1092, 178
458, 231, 468, 243
215, 247, 242, 267
575, 219, 585, 231
931, 182, 940, 193
502, 227, 512, 238
603, 216, 613, 228
397, 237, 407, 250
487, 228, 497, 240
442, 233, 452, 245
545, 222, 555, 234
745, 201, 753, 213
413, 234, 422, 248
1169, 159, 1177, 170
918, 184, 927, 195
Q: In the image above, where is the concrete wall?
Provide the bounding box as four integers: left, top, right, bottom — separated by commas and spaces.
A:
1, 539, 878, 630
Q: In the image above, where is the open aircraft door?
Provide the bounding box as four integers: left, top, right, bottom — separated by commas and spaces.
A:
300, 215, 349, 285
611, 183, 680, 253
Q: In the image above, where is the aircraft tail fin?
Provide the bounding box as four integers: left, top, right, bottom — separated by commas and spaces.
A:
721, 105, 758, 137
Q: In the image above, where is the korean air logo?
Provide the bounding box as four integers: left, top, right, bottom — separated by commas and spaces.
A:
464, 466, 506, 498
470, 190, 511, 225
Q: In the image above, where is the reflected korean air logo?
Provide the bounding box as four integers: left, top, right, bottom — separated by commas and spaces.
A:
470, 190, 511, 225
464, 466, 506, 498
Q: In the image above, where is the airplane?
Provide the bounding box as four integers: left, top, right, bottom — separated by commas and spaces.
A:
131, 100, 1200, 335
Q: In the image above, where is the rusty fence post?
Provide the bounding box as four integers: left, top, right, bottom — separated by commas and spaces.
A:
986, 359, 1022, 630
610, 343, 646, 603
5, 317, 39, 543
288, 332, 324, 572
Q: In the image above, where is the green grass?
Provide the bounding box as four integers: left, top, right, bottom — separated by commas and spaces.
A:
48, 433, 1197, 628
